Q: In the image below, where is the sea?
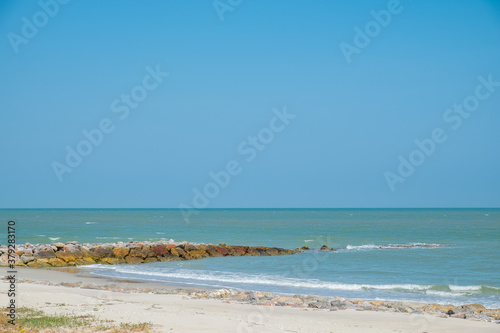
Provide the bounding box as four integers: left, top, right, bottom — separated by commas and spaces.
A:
1, 208, 499, 308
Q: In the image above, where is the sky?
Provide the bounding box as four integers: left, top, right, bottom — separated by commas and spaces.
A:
0, 0, 499, 209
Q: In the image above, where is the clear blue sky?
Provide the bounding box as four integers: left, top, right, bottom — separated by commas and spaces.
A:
1, 0, 499, 208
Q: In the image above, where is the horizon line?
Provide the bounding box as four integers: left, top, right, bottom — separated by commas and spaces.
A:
1, 207, 499, 210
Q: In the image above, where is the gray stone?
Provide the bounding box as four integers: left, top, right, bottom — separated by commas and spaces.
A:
331, 300, 346, 308
247, 291, 258, 303
359, 301, 375, 309
309, 301, 329, 309
20, 254, 36, 263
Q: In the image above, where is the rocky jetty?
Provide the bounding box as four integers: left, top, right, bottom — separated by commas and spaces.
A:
0, 241, 301, 268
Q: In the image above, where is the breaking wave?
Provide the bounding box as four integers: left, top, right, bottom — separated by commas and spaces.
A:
85, 264, 498, 298
342, 243, 443, 251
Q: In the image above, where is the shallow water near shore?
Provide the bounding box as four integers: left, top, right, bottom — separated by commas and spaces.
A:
2, 208, 499, 307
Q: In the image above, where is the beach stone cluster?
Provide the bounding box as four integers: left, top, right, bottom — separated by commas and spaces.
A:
0, 241, 300, 268
13, 277, 500, 323
190, 290, 500, 322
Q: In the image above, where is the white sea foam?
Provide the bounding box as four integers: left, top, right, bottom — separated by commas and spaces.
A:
303, 240, 314, 242
343, 243, 443, 251
49, 237, 60, 241
87, 265, 499, 307
94, 267, 434, 293
449, 285, 482, 291
85, 222, 98, 224
425, 290, 466, 298
345, 244, 379, 250
83, 264, 119, 270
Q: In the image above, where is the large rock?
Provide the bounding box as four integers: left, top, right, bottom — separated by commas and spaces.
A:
65, 249, 86, 260
272, 296, 303, 305
225, 246, 241, 256
55, 251, 76, 262
423, 304, 455, 313
245, 248, 260, 256
27, 261, 48, 268
232, 246, 247, 255
309, 301, 329, 309
214, 245, 230, 256
484, 309, 500, 320
278, 248, 297, 255
140, 245, 155, 258
112, 247, 130, 258
98, 258, 126, 265
183, 244, 198, 252
151, 245, 170, 256
74, 257, 96, 266
36, 250, 56, 259
255, 247, 269, 256
188, 250, 208, 259
176, 248, 192, 259
194, 244, 206, 251
265, 248, 279, 256
129, 245, 154, 258
462, 303, 486, 313
47, 258, 66, 267
370, 301, 386, 307
125, 256, 143, 264
206, 246, 223, 257
89, 246, 113, 259
247, 291, 259, 303
20, 254, 36, 264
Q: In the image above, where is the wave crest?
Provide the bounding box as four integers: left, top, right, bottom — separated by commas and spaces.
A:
343, 243, 443, 251
86, 265, 498, 298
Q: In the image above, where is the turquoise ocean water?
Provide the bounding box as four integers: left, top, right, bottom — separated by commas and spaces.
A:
1, 209, 499, 307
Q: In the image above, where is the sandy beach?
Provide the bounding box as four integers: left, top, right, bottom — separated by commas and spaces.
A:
1, 268, 499, 333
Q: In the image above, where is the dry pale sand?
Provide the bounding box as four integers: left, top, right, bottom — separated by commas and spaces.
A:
1, 268, 499, 333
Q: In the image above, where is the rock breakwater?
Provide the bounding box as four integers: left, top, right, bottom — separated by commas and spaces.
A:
0, 241, 300, 268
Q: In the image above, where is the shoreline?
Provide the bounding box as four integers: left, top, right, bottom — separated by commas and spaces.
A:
1, 267, 499, 332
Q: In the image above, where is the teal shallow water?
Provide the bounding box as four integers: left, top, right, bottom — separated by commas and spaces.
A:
1, 209, 499, 307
